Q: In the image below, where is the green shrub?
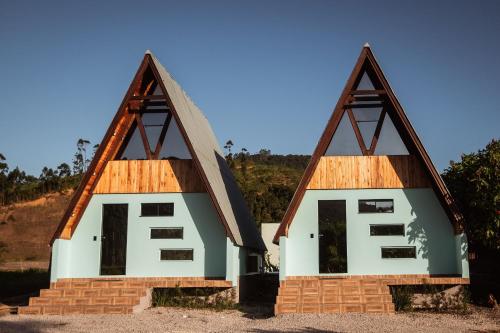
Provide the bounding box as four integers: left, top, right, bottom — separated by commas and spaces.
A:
152, 286, 236, 311
390, 285, 414, 311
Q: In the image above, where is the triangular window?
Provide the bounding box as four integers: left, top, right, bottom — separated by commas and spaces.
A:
355, 71, 375, 90
325, 112, 362, 156
159, 118, 192, 159
352, 107, 382, 148
142, 113, 168, 152
117, 122, 147, 160
373, 115, 409, 155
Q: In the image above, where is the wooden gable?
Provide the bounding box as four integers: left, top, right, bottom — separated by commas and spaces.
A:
273, 44, 463, 243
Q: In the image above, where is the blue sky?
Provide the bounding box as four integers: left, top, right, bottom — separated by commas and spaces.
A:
0, 0, 498, 175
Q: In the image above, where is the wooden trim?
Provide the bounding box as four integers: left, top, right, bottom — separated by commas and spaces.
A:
50, 55, 151, 244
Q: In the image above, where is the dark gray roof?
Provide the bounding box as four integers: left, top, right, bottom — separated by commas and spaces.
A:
149, 51, 266, 251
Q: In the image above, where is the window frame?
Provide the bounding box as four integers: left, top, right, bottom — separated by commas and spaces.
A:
358, 199, 394, 214
159, 249, 194, 261
140, 202, 174, 217
381, 246, 416, 259
369, 224, 405, 236
150, 227, 184, 239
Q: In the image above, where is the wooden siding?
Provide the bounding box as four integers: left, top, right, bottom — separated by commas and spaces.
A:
306, 155, 431, 189
93, 160, 205, 194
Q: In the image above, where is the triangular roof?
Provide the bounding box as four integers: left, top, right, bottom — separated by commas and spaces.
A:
51, 51, 265, 251
273, 45, 463, 244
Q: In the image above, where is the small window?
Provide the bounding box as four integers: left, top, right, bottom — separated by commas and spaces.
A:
359, 199, 394, 213
141, 203, 174, 217
381, 247, 416, 259
160, 249, 193, 261
246, 254, 260, 274
151, 228, 183, 239
370, 224, 405, 236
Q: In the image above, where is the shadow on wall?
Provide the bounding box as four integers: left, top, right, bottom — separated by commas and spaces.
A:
404, 189, 458, 275
182, 194, 226, 278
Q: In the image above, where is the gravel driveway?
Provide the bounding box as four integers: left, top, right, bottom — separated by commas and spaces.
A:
1, 306, 499, 333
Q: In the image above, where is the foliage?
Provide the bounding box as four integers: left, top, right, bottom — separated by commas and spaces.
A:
263, 253, 278, 272
390, 285, 414, 312
442, 139, 500, 251
420, 285, 471, 314
0, 138, 98, 206
152, 286, 236, 311
226, 143, 309, 226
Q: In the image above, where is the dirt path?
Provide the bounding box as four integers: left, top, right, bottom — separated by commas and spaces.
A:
0, 306, 499, 333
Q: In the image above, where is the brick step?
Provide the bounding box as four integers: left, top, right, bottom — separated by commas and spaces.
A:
40, 287, 147, 298
275, 302, 395, 314
276, 294, 393, 304
18, 304, 134, 315
29, 296, 141, 306
280, 280, 387, 288
277, 286, 390, 296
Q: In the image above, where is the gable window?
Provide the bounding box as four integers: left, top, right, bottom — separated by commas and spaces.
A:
151, 228, 183, 239
141, 203, 174, 217
370, 224, 405, 236
359, 199, 394, 213
160, 249, 193, 261
381, 247, 416, 259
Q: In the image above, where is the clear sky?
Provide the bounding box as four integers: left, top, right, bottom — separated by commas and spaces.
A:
0, 0, 499, 176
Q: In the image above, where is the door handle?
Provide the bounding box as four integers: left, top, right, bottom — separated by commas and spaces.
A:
101, 236, 106, 240
318, 234, 324, 237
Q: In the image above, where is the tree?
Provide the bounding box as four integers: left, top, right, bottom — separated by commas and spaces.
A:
442, 139, 500, 252
73, 139, 91, 174
56, 163, 71, 178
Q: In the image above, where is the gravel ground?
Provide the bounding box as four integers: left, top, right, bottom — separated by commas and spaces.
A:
0, 306, 499, 333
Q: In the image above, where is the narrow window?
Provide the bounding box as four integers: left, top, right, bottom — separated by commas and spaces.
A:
359, 199, 394, 213
151, 228, 183, 239
160, 249, 193, 261
246, 254, 260, 274
370, 224, 405, 236
141, 203, 174, 217
381, 247, 416, 259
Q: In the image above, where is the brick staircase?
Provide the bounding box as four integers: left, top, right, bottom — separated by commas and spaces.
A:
19, 277, 232, 315
275, 278, 395, 314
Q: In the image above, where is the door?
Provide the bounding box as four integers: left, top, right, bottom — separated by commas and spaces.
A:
318, 200, 347, 273
100, 204, 128, 275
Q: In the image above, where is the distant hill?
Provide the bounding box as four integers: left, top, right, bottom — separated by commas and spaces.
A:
0, 154, 309, 269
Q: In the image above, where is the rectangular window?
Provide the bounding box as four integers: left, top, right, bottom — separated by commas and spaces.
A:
160, 249, 193, 261
359, 199, 394, 213
370, 224, 405, 236
381, 247, 416, 259
151, 228, 183, 239
141, 203, 174, 217
246, 254, 259, 273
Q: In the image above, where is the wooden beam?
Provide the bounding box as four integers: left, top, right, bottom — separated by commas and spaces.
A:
368, 108, 386, 154
153, 112, 172, 159
350, 90, 387, 95
129, 95, 167, 100
343, 103, 384, 109
135, 113, 152, 159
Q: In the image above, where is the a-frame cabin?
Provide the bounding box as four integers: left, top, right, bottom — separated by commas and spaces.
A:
273, 45, 469, 314
20, 51, 265, 315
